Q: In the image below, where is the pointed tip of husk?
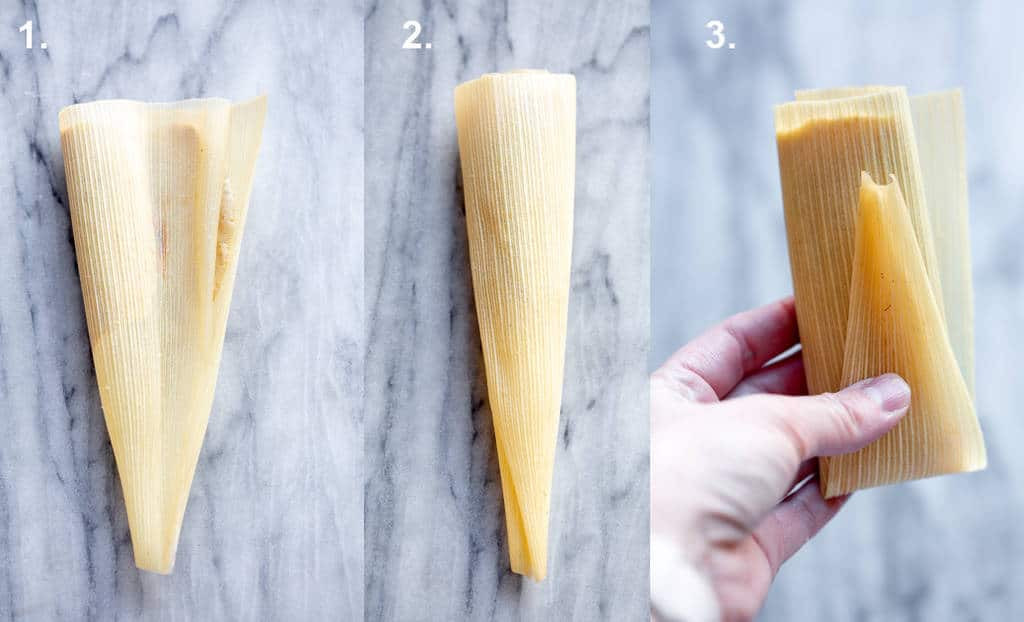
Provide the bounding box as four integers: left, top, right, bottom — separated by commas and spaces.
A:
497, 436, 550, 582
135, 557, 174, 575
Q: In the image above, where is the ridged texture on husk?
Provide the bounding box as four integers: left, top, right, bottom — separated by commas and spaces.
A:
796, 87, 975, 395
59, 96, 267, 573
777, 86, 985, 497
909, 91, 975, 396
454, 70, 575, 581
827, 174, 985, 497
775, 87, 943, 396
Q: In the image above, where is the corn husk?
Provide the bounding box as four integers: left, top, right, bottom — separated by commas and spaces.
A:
775, 86, 985, 496
60, 96, 267, 572
454, 70, 575, 581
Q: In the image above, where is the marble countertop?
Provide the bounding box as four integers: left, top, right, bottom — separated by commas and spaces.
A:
0, 1, 363, 620
363, 0, 649, 620
652, 0, 1024, 619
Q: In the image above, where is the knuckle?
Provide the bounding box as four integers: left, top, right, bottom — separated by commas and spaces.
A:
767, 397, 813, 460
754, 513, 785, 573
823, 391, 867, 437
722, 320, 757, 369
653, 362, 717, 403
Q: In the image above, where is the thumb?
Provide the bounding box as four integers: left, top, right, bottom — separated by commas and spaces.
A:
726, 373, 911, 461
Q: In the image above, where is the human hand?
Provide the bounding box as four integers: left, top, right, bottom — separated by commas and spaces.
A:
649, 297, 911, 622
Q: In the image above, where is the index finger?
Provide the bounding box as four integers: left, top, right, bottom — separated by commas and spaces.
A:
652, 297, 800, 402
753, 477, 851, 576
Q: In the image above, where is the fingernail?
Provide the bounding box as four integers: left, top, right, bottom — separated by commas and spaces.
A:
860, 373, 911, 416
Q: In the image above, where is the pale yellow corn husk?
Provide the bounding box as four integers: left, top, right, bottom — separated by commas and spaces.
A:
59, 96, 267, 573
909, 91, 975, 395
795, 85, 890, 101
795, 87, 975, 395
777, 85, 986, 496
454, 70, 575, 581
774, 87, 943, 396
824, 174, 985, 497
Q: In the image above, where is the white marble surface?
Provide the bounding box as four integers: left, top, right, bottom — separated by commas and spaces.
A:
0, 1, 362, 620
652, 0, 1024, 619
363, 0, 649, 619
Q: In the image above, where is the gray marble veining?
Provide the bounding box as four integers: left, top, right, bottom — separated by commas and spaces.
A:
363, 0, 649, 620
0, 1, 363, 619
652, 0, 1024, 619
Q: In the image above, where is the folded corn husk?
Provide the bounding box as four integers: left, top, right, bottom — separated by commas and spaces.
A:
775, 86, 985, 497
908, 92, 975, 396
829, 173, 985, 497
60, 96, 267, 572
454, 70, 575, 581
794, 86, 975, 394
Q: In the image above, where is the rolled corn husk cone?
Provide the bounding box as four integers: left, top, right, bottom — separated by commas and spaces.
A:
828, 173, 985, 497
776, 86, 985, 496
454, 70, 575, 581
59, 96, 267, 573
